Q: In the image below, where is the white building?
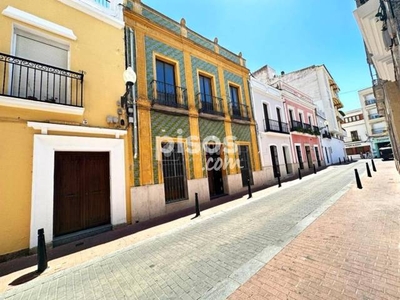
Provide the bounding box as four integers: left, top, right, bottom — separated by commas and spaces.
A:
253, 65, 347, 165
343, 108, 372, 159
250, 78, 294, 182
359, 87, 391, 157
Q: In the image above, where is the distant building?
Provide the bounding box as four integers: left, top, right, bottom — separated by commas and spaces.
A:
253, 65, 347, 165
250, 78, 294, 183
343, 109, 371, 158
358, 87, 391, 157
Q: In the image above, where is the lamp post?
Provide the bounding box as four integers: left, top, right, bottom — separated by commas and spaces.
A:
122, 67, 138, 158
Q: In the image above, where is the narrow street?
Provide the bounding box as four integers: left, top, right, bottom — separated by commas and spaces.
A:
1, 161, 395, 300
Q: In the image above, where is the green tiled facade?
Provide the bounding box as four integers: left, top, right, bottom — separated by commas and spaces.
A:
223, 70, 246, 104
145, 36, 186, 99
187, 31, 214, 51
219, 48, 241, 64
151, 111, 193, 183
142, 7, 180, 35
191, 56, 221, 107
231, 123, 251, 142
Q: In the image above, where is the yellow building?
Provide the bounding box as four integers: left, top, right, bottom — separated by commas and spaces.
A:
0, 0, 130, 259
124, 0, 261, 223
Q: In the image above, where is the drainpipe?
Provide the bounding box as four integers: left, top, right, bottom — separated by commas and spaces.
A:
127, 27, 139, 159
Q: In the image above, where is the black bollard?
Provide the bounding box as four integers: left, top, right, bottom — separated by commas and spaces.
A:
366, 162, 372, 177
37, 228, 48, 273
247, 178, 252, 199
195, 193, 200, 217
313, 164, 316, 174
347, 157, 350, 163
371, 159, 377, 172
343, 157, 346, 163
298, 168, 302, 180
355, 169, 363, 189
351, 156, 353, 162
339, 157, 341, 165
277, 174, 281, 188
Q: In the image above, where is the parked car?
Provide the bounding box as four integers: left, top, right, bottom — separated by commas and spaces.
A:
379, 147, 394, 161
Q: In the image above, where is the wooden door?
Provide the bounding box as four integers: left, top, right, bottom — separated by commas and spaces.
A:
54, 152, 110, 237
206, 145, 224, 197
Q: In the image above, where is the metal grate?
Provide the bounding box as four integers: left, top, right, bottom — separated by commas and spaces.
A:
0, 52, 84, 107
161, 142, 188, 203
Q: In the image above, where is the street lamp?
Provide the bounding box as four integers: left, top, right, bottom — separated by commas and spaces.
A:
121, 67, 139, 159
122, 67, 137, 124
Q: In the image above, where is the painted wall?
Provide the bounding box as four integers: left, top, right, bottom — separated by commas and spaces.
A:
0, 1, 126, 256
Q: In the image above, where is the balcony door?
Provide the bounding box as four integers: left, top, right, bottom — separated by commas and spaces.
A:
199, 75, 213, 113
13, 29, 68, 103
229, 85, 240, 116
276, 107, 282, 131
156, 59, 176, 106
263, 103, 269, 130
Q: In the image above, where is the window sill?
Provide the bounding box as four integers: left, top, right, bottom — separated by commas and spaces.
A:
152, 103, 189, 116
0, 95, 84, 115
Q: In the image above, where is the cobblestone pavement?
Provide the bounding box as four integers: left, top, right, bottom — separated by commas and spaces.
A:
1, 162, 363, 300
229, 160, 400, 300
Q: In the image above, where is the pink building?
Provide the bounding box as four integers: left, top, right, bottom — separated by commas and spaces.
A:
277, 81, 323, 172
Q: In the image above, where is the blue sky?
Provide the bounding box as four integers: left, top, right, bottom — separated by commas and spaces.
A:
143, 0, 370, 111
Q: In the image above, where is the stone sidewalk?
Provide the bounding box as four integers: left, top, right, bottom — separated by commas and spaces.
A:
228, 160, 400, 300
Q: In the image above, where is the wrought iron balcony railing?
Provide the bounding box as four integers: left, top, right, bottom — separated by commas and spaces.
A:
229, 101, 250, 121
372, 128, 387, 135
150, 80, 188, 110
0, 52, 84, 107
264, 119, 289, 134
365, 99, 376, 106
290, 120, 319, 135
322, 131, 331, 139
197, 93, 224, 117
368, 113, 383, 120
351, 136, 362, 141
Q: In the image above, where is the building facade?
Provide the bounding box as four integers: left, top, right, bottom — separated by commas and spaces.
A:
253, 65, 347, 165
343, 108, 372, 158
359, 87, 391, 157
124, 0, 261, 223
354, 0, 400, 171
278, 81, 323, 173
250, 78, 294, 183
0, 0, 129, 258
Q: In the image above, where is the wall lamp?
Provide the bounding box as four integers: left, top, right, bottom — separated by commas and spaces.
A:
121, 67, 137, 124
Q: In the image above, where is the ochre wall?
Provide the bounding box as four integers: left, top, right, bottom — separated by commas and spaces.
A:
0, 1, 128, 256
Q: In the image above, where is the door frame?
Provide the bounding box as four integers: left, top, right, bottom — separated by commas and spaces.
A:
30, 134, 126, 249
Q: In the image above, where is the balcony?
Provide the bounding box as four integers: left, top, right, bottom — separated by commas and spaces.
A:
150, 80, 188, 110
0, 52, 84, 108
322, 131, 331, 139
290, 120, 319, 135
313, 126, 321, 135
351, 136, 362, 142
197, 93, 224, 117
264, 119, 289, 134
368, 113, 383, 120
372, 128, 387, 135
229, 102, 250, 121
365, 99, 376, 106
